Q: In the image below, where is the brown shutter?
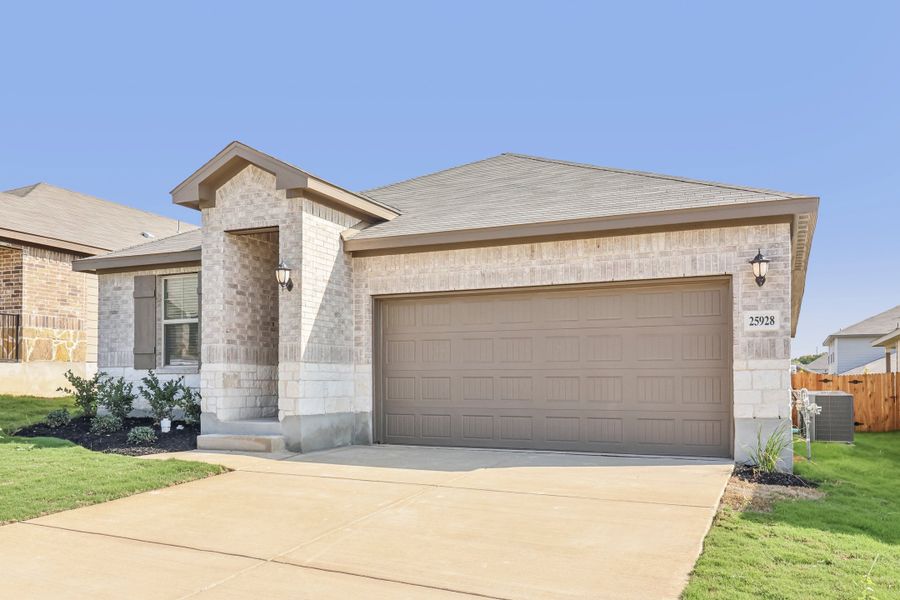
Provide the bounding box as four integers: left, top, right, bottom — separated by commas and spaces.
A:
133, 275, 157, 369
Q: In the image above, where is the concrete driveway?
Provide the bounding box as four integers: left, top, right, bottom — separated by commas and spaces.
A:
2, 446, 731, 599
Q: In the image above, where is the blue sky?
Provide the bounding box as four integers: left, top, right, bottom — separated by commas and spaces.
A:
2, 1, 898, 355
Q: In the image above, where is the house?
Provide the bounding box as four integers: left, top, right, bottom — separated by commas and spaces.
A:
822, 304, 900, 374
74, 142, 819, 466
0, 183, 194, 396
797, 353, 828, 374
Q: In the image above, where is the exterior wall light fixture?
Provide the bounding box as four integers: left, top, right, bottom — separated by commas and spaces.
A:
749, 249, 770, 287
275, 260, 292, 291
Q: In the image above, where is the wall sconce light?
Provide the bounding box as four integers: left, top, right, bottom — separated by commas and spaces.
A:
749, 249, 770, 287
275, 260, 292, 291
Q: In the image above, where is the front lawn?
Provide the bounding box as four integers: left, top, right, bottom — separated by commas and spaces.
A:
684, 433, 900, 599
0, 395, 225, 524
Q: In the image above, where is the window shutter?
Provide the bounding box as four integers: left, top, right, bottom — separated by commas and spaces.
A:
133, 275, 157, 369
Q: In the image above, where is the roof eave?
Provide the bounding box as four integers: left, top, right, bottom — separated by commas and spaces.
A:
345, 197, 818, 252
73, 249, 201, 273
873, 328, 900, 347
0, 227, 110, 255
170, 141, 398, 221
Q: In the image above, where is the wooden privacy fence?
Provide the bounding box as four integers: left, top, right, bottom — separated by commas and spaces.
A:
791, 371, 900, 433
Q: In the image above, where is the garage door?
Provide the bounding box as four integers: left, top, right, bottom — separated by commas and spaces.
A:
376, 279, 733, 457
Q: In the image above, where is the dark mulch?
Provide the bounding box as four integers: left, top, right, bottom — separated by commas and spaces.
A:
733, 465, 817, 488
15, 416, 198, 456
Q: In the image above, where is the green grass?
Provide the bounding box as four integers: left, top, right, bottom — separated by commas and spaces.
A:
684, 433, 900, 599
0, 394, 225, 523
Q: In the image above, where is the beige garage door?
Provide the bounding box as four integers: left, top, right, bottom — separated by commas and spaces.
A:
376, 279, 733, 458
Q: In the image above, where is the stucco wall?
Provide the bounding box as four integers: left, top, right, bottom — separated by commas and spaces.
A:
352, 223, 794, 465
97, 265, 201, 411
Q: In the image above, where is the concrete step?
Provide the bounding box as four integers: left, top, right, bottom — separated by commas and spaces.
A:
207, 418, 283, 436
197, 434, 287, 453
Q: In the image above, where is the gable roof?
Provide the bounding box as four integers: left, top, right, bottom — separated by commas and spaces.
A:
170, 141, 399, 220
73, 229, 201, 272
0, 183, 194, 254
823, 304, 900, 346
349, 153, 815, 246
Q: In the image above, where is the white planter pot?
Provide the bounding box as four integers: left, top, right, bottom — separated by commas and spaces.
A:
160, 418, 171, 433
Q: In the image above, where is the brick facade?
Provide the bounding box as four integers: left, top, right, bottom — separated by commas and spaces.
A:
0, 245, 23, 313
351, 223, 794, 464
200, 166, 303, 422
97, 265, 201, 412
93, 163, 798, 464
0, 240, 97, 396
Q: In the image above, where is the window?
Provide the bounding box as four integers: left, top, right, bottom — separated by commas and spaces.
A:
162, 274, 199, 367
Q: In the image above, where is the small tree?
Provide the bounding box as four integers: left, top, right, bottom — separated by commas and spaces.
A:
98, 377, 136, 422
57, 370, 106, 417
139, 370, 184, 424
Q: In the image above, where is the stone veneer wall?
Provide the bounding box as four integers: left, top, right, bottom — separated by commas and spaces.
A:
352, 223, 794, 466
0, 240, 97, 396
97, 265, 201, 412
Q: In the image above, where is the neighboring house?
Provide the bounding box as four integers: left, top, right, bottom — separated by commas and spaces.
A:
75, 142, 819, 466
0, 183, 194, 396
822, 304, 900, 374
873, 328, 900, 373
797, 353, 828, 374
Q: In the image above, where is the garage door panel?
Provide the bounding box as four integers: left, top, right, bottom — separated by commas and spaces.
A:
381, 410, 731, 456
386, 330, 728, 370
379, 280, 732, 457
385, 369, 731, 412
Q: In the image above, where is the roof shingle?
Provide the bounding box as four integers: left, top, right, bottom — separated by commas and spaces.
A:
0, 183, 195, 253
354, 153, 809, 241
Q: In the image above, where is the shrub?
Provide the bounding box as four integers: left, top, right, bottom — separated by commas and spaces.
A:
89, 414, 123, 435
98, 377, 136, 422
126, 426, 158, 446
179, 387, 202, 425
57, 370, 106, 417
139, 370, 184, 424
45, 408, 71, 428
747, 421, 792, 474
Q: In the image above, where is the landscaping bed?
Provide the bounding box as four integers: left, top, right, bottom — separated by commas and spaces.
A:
16, 416, 197, 456
732, 464, 816, 488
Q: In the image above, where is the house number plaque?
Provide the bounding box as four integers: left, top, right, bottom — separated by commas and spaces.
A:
744, 310, 780, 332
